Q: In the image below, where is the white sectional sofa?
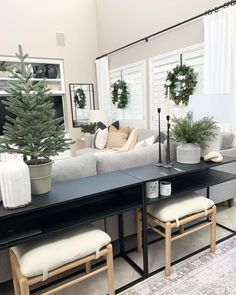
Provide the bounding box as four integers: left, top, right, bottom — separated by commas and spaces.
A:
0, 131, 235, 283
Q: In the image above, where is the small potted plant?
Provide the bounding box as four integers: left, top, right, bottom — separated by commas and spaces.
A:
171, 112, 217, 164
79, 123, 97, 148
80, 123, 97, 134
0, 46, 74, 194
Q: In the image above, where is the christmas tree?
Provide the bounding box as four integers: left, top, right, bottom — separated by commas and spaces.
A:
0, 45, 73, 164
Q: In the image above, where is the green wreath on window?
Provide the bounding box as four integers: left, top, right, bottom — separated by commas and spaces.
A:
165, 64, 198, 106
111, 79, 129, 109
74, 88, 86, 109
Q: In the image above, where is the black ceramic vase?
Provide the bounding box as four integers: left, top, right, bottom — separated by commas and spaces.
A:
33, 65, 47, 78
46, 64, 58, 79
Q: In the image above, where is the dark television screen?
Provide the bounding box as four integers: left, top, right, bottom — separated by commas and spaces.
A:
0, 96, 64, 136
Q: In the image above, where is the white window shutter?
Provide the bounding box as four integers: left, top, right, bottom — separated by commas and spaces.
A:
109, 61, 147, 128
149, 43, 204, 129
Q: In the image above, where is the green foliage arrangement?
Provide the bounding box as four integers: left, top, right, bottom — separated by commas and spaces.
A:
171, 112, 217, 148
111, 79, 129, 109
74, 88, 86, 109
0, 45, 74, 165
165, 64, 198, 105
80, 123, 97, 134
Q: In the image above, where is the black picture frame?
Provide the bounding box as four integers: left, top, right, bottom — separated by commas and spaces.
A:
69, 83, 95, 127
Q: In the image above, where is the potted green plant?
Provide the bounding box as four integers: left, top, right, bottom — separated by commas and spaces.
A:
0, 46, 74, 194
0, 61, 8, 77
79, 123, 97, 148
171, 112, 217, 164
80, 123, 97, 134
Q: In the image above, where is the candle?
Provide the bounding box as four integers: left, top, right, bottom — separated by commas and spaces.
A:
166, 87, 170, 116
157, 80, 160, 107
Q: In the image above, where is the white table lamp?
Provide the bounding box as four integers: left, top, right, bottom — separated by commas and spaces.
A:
189, 94, 233, 132
89, 110, 109, 124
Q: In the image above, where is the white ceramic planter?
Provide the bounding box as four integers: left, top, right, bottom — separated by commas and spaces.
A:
0, 157, 31, 209
177, 143, 201, 164
28, 160, 53, 195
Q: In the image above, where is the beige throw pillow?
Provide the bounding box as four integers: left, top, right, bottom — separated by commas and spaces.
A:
119, 128, 140, 152
106, 126, 129, 149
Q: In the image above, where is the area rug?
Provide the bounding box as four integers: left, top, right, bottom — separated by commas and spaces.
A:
122, 235, 236, 295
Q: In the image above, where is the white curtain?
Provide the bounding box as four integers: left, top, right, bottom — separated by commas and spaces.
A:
204, 8, 235, 93
204, 6, 236, 133
95, 56, 110, 113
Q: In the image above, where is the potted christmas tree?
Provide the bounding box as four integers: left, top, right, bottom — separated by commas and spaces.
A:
0, 46, 74, 194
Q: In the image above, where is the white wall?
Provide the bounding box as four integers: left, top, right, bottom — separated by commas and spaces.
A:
0, 0, 98, 153
0, 0, 98, 282
96, 0, 226, 69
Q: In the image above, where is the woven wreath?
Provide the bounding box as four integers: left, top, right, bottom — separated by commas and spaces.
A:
74, 88, 86, 109
111, 79, 129, 109
165, 64, 197, 106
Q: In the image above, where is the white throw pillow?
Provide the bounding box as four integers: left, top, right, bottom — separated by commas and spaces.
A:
93, 128, 108, 150
135, 136, 155, 150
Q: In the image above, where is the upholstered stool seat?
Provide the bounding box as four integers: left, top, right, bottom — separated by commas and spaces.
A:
10, 224, 115, 295
137, 192, 216, 276
147, 192, 215, 226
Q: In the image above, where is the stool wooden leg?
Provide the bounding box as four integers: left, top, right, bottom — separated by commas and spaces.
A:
165, 222, 172, 276
19, 277, 30, 295
210, 205, 217, 253
85, 262, 91, 274
106, 244, 115, 295
136, 208, 142, 253
179, 225, 184, 234
9, 251, 21, 295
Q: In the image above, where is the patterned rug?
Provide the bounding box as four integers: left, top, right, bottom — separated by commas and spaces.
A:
122, 235, 236, 295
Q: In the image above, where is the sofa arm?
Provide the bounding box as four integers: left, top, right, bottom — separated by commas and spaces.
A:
221, 146, 236, 157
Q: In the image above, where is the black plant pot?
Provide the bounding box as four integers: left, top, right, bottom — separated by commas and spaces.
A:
46, 64, 58, 79
33, 65, 47, 78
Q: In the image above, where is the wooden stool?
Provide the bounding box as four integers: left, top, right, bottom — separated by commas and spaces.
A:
137, 192, 216, 276
10, 224, 115, 295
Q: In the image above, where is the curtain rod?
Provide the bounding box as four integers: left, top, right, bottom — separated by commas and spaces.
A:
96, 0, 236, 60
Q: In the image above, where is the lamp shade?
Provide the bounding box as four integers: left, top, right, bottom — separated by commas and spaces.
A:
189, 94, 233, 126
89, 110, 108, 124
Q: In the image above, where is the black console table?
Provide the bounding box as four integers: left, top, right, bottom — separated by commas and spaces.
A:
0, 156, 236, 293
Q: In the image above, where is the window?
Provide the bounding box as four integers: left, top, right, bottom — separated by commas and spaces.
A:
149, 43, 204, 129
109, 61, 147, 128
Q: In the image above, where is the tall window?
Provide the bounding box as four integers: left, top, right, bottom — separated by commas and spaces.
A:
149, 43, 204, 129
109, 61, 147, 128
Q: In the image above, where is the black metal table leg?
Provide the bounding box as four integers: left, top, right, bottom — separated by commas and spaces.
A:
118, 213, 125, 255
207, 187, 210, 198
141, 184, 149, 278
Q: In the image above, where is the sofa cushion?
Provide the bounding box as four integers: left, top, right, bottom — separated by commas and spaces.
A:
135, 136, 155, 150
52, 154, 97, 183
96, 143, 166, 174
97, 120, 119, 130
106, 126, 129, 149
137, 129, 158, 142
119, 128, 140, 152
220, 132, 235, 150
148, 192, 214, 226
93, 128, 108, 150
12, 224, 111, 280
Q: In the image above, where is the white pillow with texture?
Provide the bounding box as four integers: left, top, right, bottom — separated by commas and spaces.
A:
135, 136, 155, 150
93, 128, 108, 150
